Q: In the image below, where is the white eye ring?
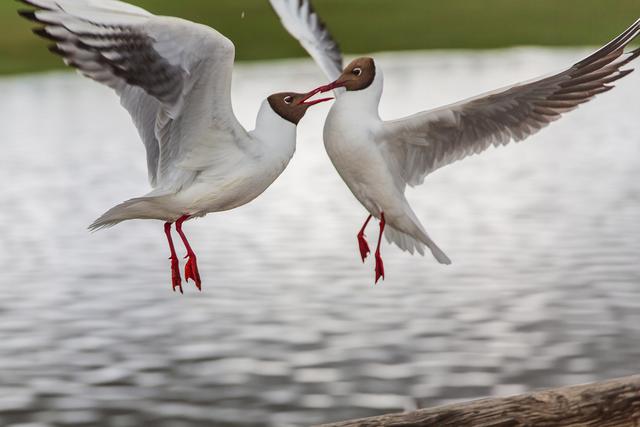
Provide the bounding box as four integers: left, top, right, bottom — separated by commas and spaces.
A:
284, 96, 293, 104
353, 67, 362, 76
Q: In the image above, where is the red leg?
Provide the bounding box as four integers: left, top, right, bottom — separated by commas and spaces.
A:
357, 214, 373, 262
175, 215, 202, 291
374, 213, 386, 284
164, 222, 183, 294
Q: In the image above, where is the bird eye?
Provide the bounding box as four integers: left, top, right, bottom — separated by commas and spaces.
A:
284, 96, 293, 104
353, 67, 362, 76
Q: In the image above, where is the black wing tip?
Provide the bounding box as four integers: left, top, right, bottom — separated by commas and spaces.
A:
595, 85, 615, 95
16, 0, 54, 10
48, 44, 65, 56
66, 60, 81, 70
18, 9, 39, 22
618, 68, 635, 79
575, 18, 640, 69
32, 27, 61, 42
611, 68, 634, 84
300, 0, 344, 70
47, 46, 80, 69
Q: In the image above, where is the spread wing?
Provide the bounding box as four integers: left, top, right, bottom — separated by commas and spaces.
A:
20, 0, 249, 191
270, 0, 343, 81
381, 18, 640, 188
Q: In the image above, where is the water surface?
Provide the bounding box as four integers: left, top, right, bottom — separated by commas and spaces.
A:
0, 49, 639, 427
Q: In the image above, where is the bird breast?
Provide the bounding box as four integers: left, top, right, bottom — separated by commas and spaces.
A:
323, 105, 398, 216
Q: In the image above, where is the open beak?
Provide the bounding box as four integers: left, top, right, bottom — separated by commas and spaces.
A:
298, 88, 334, 106
312, 80, 344, 94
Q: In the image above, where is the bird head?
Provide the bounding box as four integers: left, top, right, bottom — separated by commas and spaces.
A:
267, 90, 333, 125
318, 57, 377, 92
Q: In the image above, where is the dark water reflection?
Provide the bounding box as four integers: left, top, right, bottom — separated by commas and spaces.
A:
0, 50, 639, 427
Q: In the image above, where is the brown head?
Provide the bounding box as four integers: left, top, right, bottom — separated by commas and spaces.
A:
318, 57, 376, 93
336, 57, 376, 91
267, 90, 333, 125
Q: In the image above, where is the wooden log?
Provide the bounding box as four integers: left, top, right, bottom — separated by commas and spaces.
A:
317, 375, 640, 427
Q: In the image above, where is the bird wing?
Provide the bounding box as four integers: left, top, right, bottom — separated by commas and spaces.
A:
20, 0, 250, 191
270, 0, 343, 81
381, 18, 640, 189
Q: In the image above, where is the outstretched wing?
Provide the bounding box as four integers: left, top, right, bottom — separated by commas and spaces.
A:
382, 18, 640, 188
20, 0, 249, 191
270, 0, 343, 81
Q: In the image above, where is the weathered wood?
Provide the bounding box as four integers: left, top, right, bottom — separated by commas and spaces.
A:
317, 375, 640, 427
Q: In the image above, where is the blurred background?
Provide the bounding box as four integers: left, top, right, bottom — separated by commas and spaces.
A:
1, 1, 640, 427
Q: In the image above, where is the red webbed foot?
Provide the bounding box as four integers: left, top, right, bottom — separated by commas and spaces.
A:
357, 232, 371, 262
357, 215, 373, 262
175, 215, 203, 291
165, 222, 183, 294
374, 212, 386, 284
184, 252, 202, 291
374, 251, 385, 284
170, 256, 183, 294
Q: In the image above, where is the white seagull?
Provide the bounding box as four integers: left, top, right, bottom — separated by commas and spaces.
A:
271, 0, 640, 283
20, 0, 332, 293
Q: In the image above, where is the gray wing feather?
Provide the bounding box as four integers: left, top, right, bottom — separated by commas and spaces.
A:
383, 18, 640, 188
20, 0, 245, 190
270, 0, 343, 81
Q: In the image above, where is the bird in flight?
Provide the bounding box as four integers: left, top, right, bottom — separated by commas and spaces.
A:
19, 0, 332, 293
271, 0, 640, 283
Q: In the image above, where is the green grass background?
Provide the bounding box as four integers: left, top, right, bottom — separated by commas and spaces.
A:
2, 0, 640, 75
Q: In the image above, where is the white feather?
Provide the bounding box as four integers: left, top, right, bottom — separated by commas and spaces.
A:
22, 0, 302, 230
323, 17, 639, 263
270, 0, 343, 81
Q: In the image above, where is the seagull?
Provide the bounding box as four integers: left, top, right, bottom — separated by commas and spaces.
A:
19, 0, 332, 293
271, 0, 640, 283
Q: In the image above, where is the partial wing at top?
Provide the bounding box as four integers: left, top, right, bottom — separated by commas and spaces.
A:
20, 0, 249, 191
382, 18, 640, 189
270, 0, 343, 81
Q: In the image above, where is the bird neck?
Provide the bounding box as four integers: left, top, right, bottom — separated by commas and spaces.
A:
252, 99, 297, 157
335, 69, 384, 119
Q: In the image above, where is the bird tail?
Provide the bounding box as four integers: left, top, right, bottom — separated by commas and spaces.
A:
385, 226, 452, 265
419, 230, 452, 265
88, 196, 176, 231
385, 226, 425, 256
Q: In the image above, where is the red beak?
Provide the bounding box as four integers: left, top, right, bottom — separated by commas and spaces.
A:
312, 80, 343, 94
298, 87, 334, 106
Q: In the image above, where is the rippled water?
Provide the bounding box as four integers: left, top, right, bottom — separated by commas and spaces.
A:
0, 50, 639, 427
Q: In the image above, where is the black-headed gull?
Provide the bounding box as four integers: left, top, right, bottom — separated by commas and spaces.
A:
19, 0, 332, 293
271, 0, 640, 283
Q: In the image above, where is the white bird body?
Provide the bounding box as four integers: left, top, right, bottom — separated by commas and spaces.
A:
181, 108, 297, 217
21, 0, 330, 292
270, 0, 639, 281
100, 100, 297, 224
324, 70, 451, 261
